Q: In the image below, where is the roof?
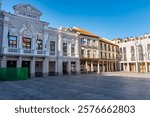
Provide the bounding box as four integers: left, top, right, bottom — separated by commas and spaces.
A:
100, 38, 119, 46
72, 27, 99, 38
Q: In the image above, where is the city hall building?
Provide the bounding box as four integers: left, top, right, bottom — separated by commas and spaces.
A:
0, 4, 80, 77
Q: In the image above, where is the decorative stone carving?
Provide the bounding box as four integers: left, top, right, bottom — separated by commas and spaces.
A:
9, 26, 18, 36
23, 29, 33, 38
23, 21, 33, 29
13, 4, 42, 16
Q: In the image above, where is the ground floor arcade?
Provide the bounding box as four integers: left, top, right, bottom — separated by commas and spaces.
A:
120, 62, 150, 73
80, 59, 119, 73
0, 56, 80, 77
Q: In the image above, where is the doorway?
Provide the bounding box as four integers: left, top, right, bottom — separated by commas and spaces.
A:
63, 62, 68, 75
22, 61, 30, 77
7, 61, 17, 68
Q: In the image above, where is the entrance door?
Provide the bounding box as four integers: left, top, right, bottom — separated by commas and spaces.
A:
49, 61, 55, 75
35, 61, 43, 77
130, 64, 134, 72
7, 61, 17, 68
71, 62, 76, 74
63, 62, 68, 75
22, 61, 30, 77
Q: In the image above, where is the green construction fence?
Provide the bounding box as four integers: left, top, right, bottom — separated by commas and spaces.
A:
0, 68, 28, 81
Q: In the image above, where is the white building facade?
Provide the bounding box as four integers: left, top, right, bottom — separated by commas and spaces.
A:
113, 34, 150, 73
0, 4, 80, 77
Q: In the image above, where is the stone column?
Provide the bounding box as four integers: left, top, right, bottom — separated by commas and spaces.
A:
97, 61, 100, 73
43, 59, 49, 77
0, 56, 7, 68
91, 61, 94, 72
103, 61, 105, 72
127, 63, 130, 72
3, 23, 9, 48
58, 59, 63, 75
67, 60, 71, 75
75, 60, 80, 74
30, 58, 35, 78
136, 62, 139, 73
17, 57, 22, 68
107, 61, 109, 72
111, 62, 114, 72
85, 61, 88, 72
145, 62, 148, 73
58, 33, 63, 57
55, 60, 58, 75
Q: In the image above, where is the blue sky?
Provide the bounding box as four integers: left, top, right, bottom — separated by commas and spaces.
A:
2, 0, 150, 40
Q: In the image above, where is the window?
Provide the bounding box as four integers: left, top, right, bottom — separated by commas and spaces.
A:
100, 43, 103, 50
112, 46, 114, 52
71, 44, 75, 56
8, 36, 17, 48
87, 50, 91, 58
37, 40, 43, 50
22, 37, 31, 49
105, 52, 107, 59
123, 47, 126, 53
108, 45, 110, 51
120, 48, 122, 53
104, 44, 107, 51
131, 46, 134, 53
101, 52, 103, 59
63, 43, 67, 56
81, 49, 85, 55
148, 53, 150, 60
147, 44, 150, 51
139, 53, 144, 61
124, 54, 127, 61
131, 54, 135, 61
138, 45, 143, 52
50, 41, 55, 55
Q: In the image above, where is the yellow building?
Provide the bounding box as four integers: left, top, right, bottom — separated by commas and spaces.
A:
66, 27, 119, 73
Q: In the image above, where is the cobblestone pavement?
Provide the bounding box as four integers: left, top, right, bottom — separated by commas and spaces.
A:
0, 74, 150, 100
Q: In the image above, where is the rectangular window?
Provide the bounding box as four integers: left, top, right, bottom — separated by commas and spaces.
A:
104, 44, 107, 51
8, 36, 17, 48
112, 46, 114, 52
37, 40, 43, 50
120, 48, 122, 53
23, 37, 31, 49
63, 43, 67, 56
50, 41, 55, 55
105, 52, 107, 59
123, 47, 126, 53
71, 44, 75, 56
147, 44, 150, 51
100, 52, 103, 59
131, 46, 134, 53
148, 53, 150, 60
124, 54, 127, 61
138, 45, 143, 52
139, 53, 144, 61
87, 50, 90, 58
108, 45, 110, 51
131, 54, 135, 61
100, 43, 103, 50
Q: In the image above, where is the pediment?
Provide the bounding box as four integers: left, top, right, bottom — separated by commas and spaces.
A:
13, 4, 42, 16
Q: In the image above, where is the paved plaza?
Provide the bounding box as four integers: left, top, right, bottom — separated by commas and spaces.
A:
0, 73, 150, 100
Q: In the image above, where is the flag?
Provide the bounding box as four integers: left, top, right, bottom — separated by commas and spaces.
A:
22, 33, 24, 44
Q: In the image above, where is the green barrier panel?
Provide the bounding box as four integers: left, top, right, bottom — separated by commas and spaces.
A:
0, 68, 28, 81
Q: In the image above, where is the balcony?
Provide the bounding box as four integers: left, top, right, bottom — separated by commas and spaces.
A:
2, 47, 48, 57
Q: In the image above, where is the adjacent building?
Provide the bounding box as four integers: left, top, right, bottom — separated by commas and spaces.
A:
113, 33, 150, 73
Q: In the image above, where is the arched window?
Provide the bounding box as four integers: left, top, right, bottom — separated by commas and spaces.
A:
22, 30, 33, 49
